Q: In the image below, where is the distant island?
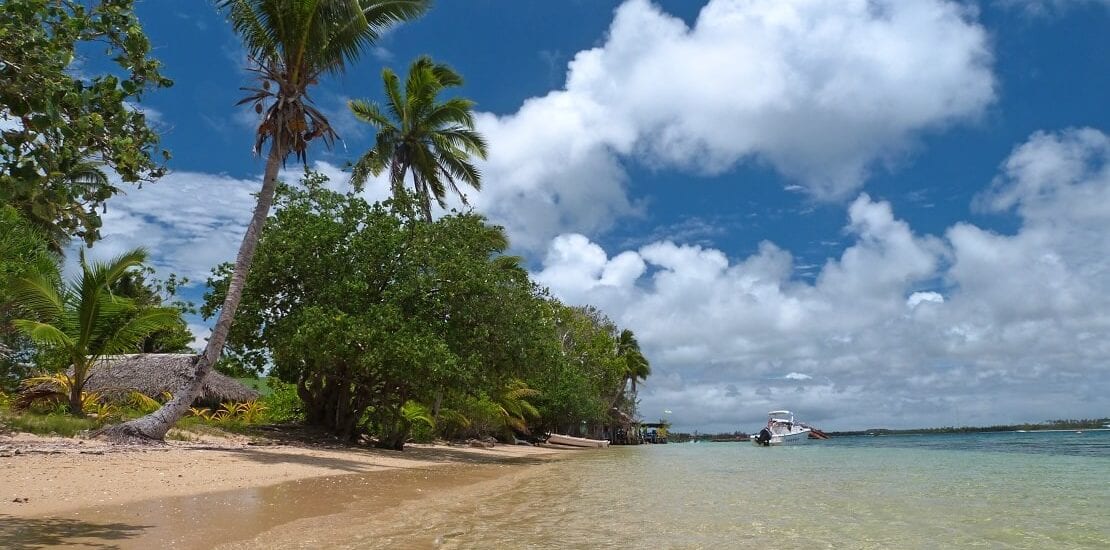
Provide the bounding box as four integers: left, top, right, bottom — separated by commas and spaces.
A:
826, 418, 1110, 437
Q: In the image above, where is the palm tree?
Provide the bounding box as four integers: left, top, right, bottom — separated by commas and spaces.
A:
11, 249, 180, 415
349, 56, 487, 221
617, 329, 650, 398
494, 378, 541, 434
621, 331, 648, 395
102, 0, 430, 442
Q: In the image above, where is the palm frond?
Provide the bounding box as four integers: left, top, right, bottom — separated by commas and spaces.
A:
99, 307, 182, 357
381, 67, 406, 125
348, 99, 394, 129
318, 0, 431, 76
11, 320, 74, 349
435, 151, 482, 192
62, 162, 111, 188
350, 149, 386, 191
85, 248, 149, 291
402, 400, 436, 428
424, 99, 477, 130
10, 273, 66, 323
217, 0, 281, 61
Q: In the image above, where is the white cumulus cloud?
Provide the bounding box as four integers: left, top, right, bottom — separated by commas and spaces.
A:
472, 0, 995, 249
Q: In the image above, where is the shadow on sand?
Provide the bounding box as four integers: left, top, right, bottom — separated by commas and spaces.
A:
0, 514, 152, 549
398, 445, 557, 466
209, 443, 553, 474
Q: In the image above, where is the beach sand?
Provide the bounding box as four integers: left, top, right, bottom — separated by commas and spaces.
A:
0, 432, 572, 548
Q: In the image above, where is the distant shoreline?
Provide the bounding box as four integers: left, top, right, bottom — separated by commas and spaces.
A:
827, 420, 1110, 437
672, 418, 1110, 441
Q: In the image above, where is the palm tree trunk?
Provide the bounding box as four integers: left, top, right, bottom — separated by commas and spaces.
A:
97, 141, 285, 442
68, 380, 83, 416
68, 363, 87, 416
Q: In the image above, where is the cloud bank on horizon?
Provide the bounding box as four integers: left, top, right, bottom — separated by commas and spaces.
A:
535, 128, 1110, 431
75, 0, 1107, 431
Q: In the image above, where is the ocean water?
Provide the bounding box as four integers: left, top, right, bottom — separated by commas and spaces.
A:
425, 431, 1109, 549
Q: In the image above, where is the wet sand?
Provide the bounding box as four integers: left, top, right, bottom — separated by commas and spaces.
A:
0, 433, 572, 548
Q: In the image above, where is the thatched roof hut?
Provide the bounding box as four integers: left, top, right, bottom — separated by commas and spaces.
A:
78, 354, 259, 405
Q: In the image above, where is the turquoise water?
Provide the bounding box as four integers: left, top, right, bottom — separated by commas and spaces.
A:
425, 431, 1109, 549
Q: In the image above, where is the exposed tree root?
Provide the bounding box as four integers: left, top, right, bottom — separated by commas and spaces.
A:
92, 421, 168, 446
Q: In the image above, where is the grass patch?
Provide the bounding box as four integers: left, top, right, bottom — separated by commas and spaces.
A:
236, 376, 273, 397
1, 410, 101, 437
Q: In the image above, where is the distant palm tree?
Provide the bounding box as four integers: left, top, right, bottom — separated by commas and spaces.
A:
349, 56, 488, 221
11, 249, 179, 415
103, 0, 430, 442
617, 329, 650, 394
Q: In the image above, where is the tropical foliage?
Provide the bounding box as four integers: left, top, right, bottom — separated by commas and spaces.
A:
349, 56, 488, 221
201, 173, 647, 448
108, 0, 431, 442
0, 0, 172, 248
108, 267, 196, 353
0, 206, 56, 390
0, 2, 653, 446
9, 248, 182, 415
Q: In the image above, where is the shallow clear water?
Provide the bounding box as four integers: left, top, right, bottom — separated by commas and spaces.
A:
425, 431, 1110, 549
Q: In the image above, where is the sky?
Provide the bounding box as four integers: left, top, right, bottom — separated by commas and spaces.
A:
74, 0, 1109, 432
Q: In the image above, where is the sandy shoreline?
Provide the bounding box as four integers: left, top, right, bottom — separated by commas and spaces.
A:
0, 433, 573, 548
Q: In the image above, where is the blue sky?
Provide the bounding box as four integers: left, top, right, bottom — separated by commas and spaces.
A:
82, 0, 1109, 432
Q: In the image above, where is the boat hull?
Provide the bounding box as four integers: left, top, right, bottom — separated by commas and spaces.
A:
752, 429, 812, 446
547, 434, 610, 448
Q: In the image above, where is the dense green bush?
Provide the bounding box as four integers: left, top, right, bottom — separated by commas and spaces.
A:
261, 379, 303, 423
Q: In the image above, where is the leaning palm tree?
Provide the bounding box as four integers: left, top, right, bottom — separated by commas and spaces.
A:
102, 0, 429, 442
349, 56, 488, 221
11, 249, 180, 415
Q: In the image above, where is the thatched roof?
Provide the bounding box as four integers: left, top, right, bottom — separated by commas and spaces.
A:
77, 354, 259, 404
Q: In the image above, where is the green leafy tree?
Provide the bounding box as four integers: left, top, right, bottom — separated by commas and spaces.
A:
0, 0, 172, 248
107, 0, 430, 442
203, 175, 555, 449
0, 206, 57, 389
530, 304, 626, 435
109, 267, 196, 353
349, 56, 488, 221
11, 249, 180, 415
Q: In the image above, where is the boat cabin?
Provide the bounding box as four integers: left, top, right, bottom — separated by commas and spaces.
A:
766, 410, 797, 434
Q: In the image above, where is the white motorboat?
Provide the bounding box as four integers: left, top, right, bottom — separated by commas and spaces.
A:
546, 433, 610, 448
752, 410, 812, 446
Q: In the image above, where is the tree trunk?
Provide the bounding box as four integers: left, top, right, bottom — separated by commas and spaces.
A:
68, 378, 83, 417
376, 414, 410, 450
97, 141, 285, 443
431, 389, 442, 422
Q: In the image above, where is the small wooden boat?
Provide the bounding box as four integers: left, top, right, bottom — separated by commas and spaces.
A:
546, 433, 610, 448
